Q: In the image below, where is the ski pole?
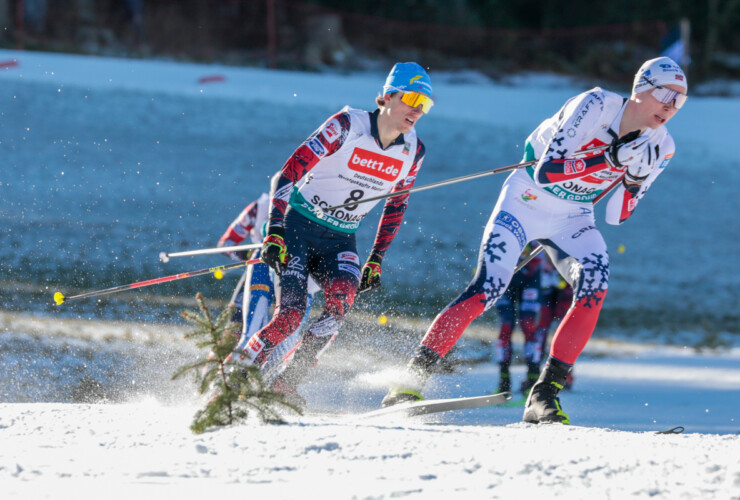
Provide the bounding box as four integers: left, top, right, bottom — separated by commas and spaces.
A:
53, 258, 261, 305
513, 174, 625, 273
320, 144, 610, 215
159, 242, 262, 262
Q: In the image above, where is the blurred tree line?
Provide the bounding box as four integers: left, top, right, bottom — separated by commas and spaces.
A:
1, 0, 737, 84
309, 0, 738, 79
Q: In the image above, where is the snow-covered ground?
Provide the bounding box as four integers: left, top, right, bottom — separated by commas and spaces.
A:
1, 398, 737, 499
0, 50, 738, 498
1, 325, 739, 499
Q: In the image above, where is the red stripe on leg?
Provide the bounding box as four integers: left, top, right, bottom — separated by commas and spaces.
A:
421, 294, 486, 358
323, 277, 357, 318
520, 315, 538, 341
549, 290, 607, 364
498, 322, 513, 345
260, 306, 305, 346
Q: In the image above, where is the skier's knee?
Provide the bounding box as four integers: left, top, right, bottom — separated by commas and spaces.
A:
324, 278, 357, 319
572, 254, 609, 306
263, 306, 305, 344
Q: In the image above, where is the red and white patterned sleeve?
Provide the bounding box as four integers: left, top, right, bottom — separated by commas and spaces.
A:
267, 111, 351, 231
218, 198, 260, 248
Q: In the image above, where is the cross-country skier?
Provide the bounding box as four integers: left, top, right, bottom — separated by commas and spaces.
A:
218, 192, 274, 338
229, 62, 433, 404
493, 245, 542, 394
383, 57, 687, 425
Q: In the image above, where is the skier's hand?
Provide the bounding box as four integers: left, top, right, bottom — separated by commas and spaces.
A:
604, 130, 648, 169
358, 257, 382, 294
221, 243, 251, 261
216, 242, 249, 261
260, 228, 288, 274
218, 229, 248, 261
624, 140, 656, 184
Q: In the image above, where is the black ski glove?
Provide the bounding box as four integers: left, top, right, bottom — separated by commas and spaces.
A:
358, 252, 383, 293
260, 227, 288, 274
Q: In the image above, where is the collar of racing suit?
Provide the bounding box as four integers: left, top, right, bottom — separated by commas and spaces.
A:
369, 108, 407, 150
606, 97, 630, 142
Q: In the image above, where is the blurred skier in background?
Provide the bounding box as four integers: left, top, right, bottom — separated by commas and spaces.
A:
228, 62, 433, 406
493, 245, 542, 395
536, 254, 575, 391
384, 57, 687, 425
216, 192, 318, 384
494, 249, 575, 398
218, 192, 273, 339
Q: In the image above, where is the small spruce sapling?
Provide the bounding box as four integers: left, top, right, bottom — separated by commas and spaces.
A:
172, 293, 302, 433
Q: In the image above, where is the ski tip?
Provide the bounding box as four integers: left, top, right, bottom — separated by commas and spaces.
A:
656, 426, 685, 435
494, 391, 514, 401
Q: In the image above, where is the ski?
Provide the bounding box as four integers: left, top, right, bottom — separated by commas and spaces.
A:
656, 426, 684, 434
361, 392, 513, 418
500, 397, 527, 408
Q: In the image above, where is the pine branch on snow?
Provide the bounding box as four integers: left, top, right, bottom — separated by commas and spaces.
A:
172, 293, 302, 433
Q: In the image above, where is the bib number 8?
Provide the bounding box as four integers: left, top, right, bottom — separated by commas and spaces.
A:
343, 189, 364, 211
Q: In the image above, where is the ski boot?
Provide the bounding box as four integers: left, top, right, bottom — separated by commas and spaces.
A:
497, 372, 511, 393
266, 331, 332, 410
522, 356, 572, 424
519, 374, 538, 397
519, 362, 540, 397
381, 347, 438, 408
381, 388, 423, 407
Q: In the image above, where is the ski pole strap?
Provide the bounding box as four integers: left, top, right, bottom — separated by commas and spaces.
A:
656, 426, 684, 435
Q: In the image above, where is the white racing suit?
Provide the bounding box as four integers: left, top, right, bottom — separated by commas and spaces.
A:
417, 87, 675, 366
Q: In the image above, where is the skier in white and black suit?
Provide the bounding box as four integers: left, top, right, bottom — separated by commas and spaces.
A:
228, 62, 434, 405
384, 57, 688, 425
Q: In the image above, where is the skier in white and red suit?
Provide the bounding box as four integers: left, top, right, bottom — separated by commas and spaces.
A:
229, 62, 434, 403
383, 57, 687, 425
